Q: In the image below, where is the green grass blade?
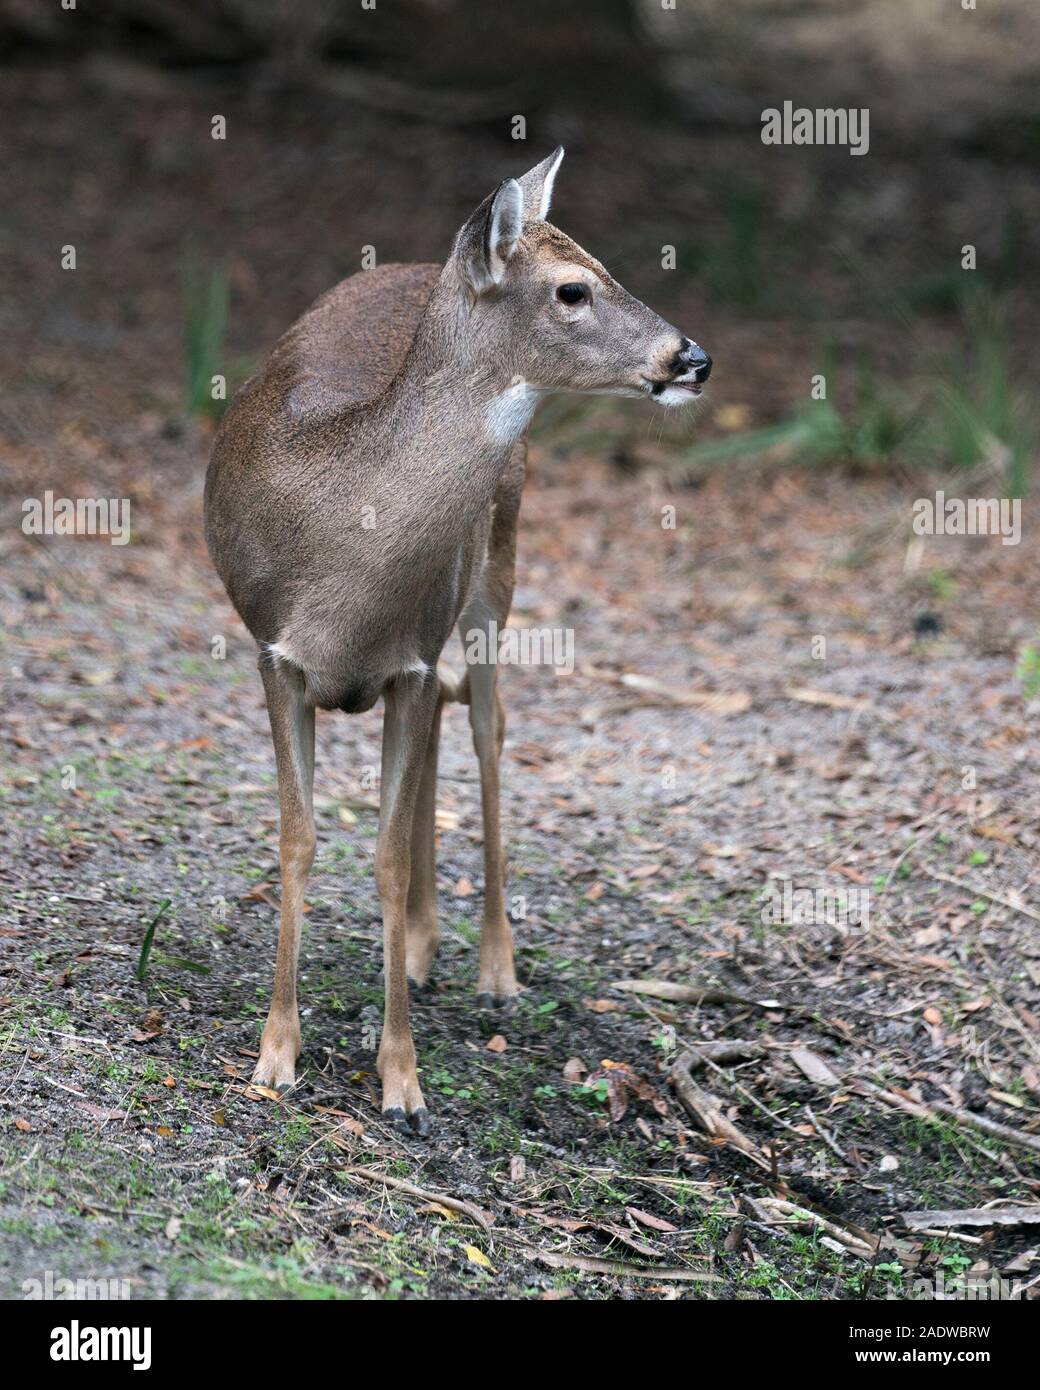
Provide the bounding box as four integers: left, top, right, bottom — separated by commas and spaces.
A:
137, 898, 171, 981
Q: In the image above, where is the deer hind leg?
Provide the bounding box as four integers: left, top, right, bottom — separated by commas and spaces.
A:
376, 670, 440, 1134
254, 655, 316, 1091
404, 688, 445, 987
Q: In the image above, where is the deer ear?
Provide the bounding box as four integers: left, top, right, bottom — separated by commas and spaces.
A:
453, 178, 523, 297
516, 146, 564, 221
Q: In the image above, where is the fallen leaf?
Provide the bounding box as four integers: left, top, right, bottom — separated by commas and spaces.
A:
784, 685, 874, 714
421, 1202, 459, 1223
80, 668, 117, 686
240, 883, 280, 910
988, 1089, 1025, 1110
790, 1048, 841, 1086
14, 1118, 32, 1132
586, 1061, 668, 1122
585, 998, 622, 1013
486, 1034, 508, 1053
245, 1085, 281, 1102
617, 673, 751, 716
358, 1222, 394, 1240
626, 1206, 678, 1234
837, 865, 868, 885
628, 863, 662, 879
1004, 1248, 1037, 1273
463, 1245, 496, 1272
74, 1103, 128, 1122
976, 823, 1017, 845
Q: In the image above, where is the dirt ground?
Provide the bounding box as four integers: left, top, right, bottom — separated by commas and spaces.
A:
1, 62, 1039, 1301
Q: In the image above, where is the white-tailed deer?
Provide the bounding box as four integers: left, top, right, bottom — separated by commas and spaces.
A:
204, 149, 710, 1133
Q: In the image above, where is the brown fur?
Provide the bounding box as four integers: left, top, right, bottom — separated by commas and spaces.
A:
203, 149, 701, 1129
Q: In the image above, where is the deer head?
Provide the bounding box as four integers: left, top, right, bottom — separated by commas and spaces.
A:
447, 148, 711, 423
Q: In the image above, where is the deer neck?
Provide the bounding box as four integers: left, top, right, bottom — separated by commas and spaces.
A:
377, 266, 540, 474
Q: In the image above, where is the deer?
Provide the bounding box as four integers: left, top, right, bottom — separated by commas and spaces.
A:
204, 148, 711, 1134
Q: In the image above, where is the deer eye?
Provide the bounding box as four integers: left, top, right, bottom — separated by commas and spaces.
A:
557, 282, 587, 305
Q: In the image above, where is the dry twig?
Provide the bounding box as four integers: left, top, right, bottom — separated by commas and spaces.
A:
855, 1081, 1040, 1157
669, 1051, 770, 1169
902, 1206, 1040, 1231
341, 1165, 491, 1232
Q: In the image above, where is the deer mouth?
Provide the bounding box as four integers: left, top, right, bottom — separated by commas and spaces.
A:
646, 376, 703, 400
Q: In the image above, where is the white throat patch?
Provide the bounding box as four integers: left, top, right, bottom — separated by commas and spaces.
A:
484, 378, 539, 445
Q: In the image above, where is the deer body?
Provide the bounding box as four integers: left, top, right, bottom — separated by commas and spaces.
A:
204, 150, 711, 1132
208, 263, 510, 712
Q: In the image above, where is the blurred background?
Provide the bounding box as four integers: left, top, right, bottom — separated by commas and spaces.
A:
2, 0, 1037, 491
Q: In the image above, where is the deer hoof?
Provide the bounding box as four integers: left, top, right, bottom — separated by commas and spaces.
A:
383, 1105, 431, 1138
251, 1018, 300, 1091
251, 1051, 297, 1092
476, 991, 518, 1013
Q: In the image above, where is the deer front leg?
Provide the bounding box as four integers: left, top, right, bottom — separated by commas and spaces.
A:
376, 672, 440, 1134
465, 648, 519, 1007
254, 657, 315, 1091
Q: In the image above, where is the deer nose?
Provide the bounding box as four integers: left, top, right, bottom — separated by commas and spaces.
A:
674, 339, 712, 382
